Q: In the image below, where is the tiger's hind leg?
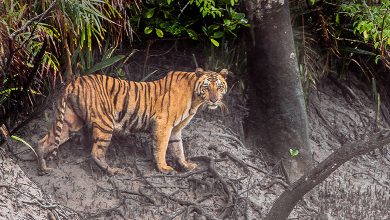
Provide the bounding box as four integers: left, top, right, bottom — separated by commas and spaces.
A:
37, 106, 84, 175
90, 124, 123, 175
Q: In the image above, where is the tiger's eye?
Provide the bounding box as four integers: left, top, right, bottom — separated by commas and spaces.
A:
203, 79, 210, 86
216, 79, 221, 86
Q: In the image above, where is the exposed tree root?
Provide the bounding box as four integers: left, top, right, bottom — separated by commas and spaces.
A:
129, 153, 252, 219
261, 179, 289, 190
220, 151, 250, 174
0, 184, 80, 219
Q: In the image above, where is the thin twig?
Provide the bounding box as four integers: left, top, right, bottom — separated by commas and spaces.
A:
142, 40, 154, 77
192, 53, 199, 68
120, 189, 156, 204
178, 1, 191, 18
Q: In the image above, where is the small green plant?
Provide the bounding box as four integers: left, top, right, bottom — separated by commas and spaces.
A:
289, 148, 300, 157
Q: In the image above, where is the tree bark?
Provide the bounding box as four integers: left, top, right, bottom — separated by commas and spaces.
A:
243, 0, 313, 183
265, 129, 390, 220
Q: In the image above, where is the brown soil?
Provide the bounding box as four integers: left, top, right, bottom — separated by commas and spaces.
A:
1, 72, 390, 219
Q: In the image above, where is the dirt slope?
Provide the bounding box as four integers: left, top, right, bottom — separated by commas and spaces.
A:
1, 76, 390, 219
305, 77, 390, 219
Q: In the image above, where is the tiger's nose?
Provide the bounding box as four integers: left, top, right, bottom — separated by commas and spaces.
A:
210, 97, 218, 103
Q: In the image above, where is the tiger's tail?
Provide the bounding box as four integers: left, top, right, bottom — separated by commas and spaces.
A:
36, 85, 72, 174
38, 85, 71, 155
52, 88, 69, 147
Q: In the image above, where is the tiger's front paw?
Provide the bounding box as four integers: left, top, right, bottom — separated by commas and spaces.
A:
181, 161, 197, 171
158, 164, 176, 174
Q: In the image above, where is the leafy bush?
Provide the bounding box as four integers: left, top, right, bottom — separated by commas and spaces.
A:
0, 0, 131, 126
132, 0, 249, 46
340, 0, 389, 64
292, 0, 389, 93
0, 1, 57, 125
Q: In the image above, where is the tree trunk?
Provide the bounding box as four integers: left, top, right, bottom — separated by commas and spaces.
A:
244, 0, 313, 183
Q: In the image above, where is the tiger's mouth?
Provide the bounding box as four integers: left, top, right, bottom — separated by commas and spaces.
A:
206, 101, 220, 110
202, 101, 228, 113
208, 104, 219, 110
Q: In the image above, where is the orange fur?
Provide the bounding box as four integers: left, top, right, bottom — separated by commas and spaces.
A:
36, 68, 228, 175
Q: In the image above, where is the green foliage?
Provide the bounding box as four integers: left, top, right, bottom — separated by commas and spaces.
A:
84, 54, 125, 75
0, 1, 60, 75
308, 0, 317, 6
340, 0, 389, 62
0, 1, 58, 124
58, 0, 111, 50
0, 0, 131, 126
292, 0, 389, 92
134, 0, 248, 47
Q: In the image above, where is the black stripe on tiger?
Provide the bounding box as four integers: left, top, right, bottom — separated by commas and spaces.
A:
93, 137, 111, 143
169, 139, 180, 143
117, 90, 129, 122
166, 72, 175, 120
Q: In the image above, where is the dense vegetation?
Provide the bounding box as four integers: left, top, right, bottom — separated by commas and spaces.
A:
0, 0, 389, 133
0, 0, 248, 129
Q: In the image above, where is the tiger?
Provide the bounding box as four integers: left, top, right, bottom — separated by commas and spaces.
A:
36, 67, 228, 175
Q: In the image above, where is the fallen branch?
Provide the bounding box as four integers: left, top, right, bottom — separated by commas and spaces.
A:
265, 129, 390, 220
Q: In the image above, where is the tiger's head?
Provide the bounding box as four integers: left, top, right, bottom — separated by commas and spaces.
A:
195, 68, 228, 110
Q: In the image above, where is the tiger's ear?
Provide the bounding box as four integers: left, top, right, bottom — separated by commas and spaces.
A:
195, 67, 204, 77
220, 69, 228, 78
